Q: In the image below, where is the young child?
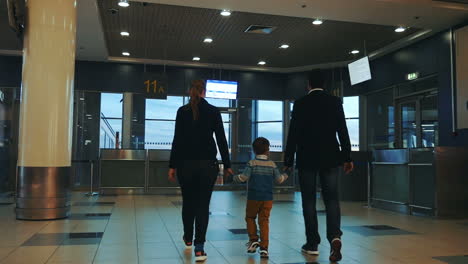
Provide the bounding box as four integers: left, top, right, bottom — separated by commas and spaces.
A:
233, 137, 288, 258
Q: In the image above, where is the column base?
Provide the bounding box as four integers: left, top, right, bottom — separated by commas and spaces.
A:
16, 167, 71, 220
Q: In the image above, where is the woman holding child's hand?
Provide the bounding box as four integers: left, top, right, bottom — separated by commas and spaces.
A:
168, 80, 232, 262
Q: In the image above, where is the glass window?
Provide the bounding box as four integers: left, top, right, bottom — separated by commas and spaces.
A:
367, 89, 395, 150
257, 100, 283, 121
421, 95, 438, 147
146, 96, 183, 120
145, 96, 184, 149
343, 97, 359, 118
100, 93, 123, 149
343, 96, 359, 151
205, 98, 230, 108
257, 123, 283, 152
256, 100, 284, 152
145, 121, 176, 150
101, 93, 123, 118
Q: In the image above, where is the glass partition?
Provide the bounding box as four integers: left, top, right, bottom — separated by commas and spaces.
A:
255, 100, 284, 152
100, 93, 123, 149
0, 87, 20, 194
367, 88, 395, 150
145, 96, 184, 149
343, 96, 360, 151
421, 95, 438, 147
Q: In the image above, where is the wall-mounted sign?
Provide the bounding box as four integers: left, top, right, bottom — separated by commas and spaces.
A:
406, 72, 419, 81
142, 73, 168, 99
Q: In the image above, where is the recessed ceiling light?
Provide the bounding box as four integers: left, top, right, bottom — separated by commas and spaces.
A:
120, 31, 130, 37
204, 38, 213, 43
220, 10, 231, 16
279, 44, 290, 49
313, 19, 323, 25
122, 51, 130, 56
395, 26, 406, 33
118, 0, 129, 7
258, 61, 266, 65
193, 57, 201, 61
350, 50, 360, 54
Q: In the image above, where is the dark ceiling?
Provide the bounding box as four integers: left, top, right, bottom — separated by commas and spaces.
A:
0, 0, 421, 68
98, 0, 419, 68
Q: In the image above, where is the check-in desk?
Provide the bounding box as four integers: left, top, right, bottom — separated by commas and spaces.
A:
370, 147, 468, 218
99, 149, 296, 194
147, 150, 179, 191
100, 150, 146, 191
371, 148, 435, 215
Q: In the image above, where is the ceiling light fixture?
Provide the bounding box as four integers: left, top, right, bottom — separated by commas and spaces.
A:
193, 57, 201, 61
122, 51, 130, 56
220, 10, 231, 16
118, 0, 129, 7
258, 61, 266, 65
120, 31, 130, 37
350, 50, 360, 54
279, 44, 290, 49
395, 26, 406, 33
313, 19, 323, 25
204, 38, 213, 43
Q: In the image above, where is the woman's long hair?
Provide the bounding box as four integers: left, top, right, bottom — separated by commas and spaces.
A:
189, 80, 206, 120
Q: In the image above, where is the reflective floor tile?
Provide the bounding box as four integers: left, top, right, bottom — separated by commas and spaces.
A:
22, 232, 103, 246
140, 258, 183, 264
73, 202, 115, 206
273, 200, 295, 204
94, 244, 138, 263
68, 232, 103, 239
228, 229, 249, 235
363, 225, 399, 230
139, 242, 180, 259
46, 244, 98, 263
288, 210, 325, 216
69, 213, 111, 220
0, 247, 16, 260
223, 255, 277, 264
206, 230, 246, 241
1, 246, 57, 264
210, 211, 232, 217
22, 233, 67, 246
342, 226, 417, 236
433, 255, 468, 264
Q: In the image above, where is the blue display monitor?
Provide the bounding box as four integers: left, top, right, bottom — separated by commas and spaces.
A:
206, 80, 238, 100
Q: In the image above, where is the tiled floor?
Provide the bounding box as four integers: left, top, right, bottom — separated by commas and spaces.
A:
0, 191, 467, 264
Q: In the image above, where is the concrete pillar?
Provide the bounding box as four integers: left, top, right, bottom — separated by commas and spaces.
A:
16, 0, 77, 220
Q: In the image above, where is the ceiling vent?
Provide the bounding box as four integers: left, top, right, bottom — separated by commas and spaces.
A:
433, 0, 468, 4
244, 25, 276, 34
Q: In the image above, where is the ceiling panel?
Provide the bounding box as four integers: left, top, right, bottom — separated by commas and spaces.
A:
98, 0, 419, 68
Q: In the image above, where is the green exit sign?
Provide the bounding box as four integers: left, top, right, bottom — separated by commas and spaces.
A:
406, 72, 419, 81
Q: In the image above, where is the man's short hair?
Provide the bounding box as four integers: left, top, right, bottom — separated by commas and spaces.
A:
308, 69, 325, 89
252, 137, 270, 155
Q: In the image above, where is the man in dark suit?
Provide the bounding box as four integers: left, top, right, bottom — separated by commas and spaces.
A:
284, 70, 354, 262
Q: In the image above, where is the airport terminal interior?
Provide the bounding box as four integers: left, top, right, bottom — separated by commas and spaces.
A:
1, 0, 468, 263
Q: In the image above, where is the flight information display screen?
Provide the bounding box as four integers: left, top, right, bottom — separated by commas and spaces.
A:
206, 80, 238, 100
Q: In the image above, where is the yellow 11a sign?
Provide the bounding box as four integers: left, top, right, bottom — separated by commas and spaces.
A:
143, 74, 168, 99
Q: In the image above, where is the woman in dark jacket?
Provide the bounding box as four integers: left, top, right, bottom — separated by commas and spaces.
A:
168, 80, 233, 262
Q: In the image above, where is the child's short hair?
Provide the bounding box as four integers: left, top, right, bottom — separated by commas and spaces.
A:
252, 137, 270, 155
